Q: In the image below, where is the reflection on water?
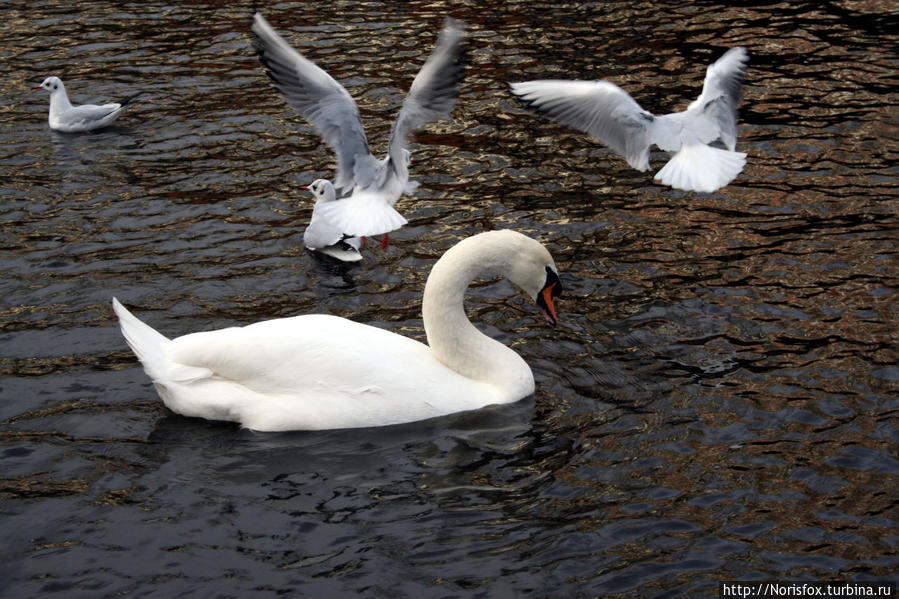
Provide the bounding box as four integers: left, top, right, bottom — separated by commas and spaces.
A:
1, 1, 897, 596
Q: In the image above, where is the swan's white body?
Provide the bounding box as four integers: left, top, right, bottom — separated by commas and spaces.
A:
113, 230, 562, 431
34, 76, 137, 133
302, 179, 363, 262
251, 12, 464, 237
510, 47, 749, 192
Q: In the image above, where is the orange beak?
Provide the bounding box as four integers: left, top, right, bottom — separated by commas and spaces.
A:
540, 282, 558, 325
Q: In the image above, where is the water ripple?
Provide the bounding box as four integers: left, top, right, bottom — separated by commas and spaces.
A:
1, 1, 897, 597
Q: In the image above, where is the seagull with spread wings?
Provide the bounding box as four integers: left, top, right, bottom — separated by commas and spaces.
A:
252, 12, 465, 242
510, 47, 749, 193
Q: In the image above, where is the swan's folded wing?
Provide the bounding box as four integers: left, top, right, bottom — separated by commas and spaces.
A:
387, 17, 465, 164
251, 12, 372, 194
163, 315, 424, 395
687, 47, 748, 151
509, 79, 655, 171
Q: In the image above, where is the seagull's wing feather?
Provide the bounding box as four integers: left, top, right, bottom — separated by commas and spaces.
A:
252, 12, 372, 194
510, 79, 655, 171
304, 210, 347, 249
387, 18, 465, 167
61, 103, 122, 127
688, 47, 749, 151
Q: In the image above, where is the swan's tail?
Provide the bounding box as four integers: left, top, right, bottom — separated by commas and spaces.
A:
112, 297, 170, 382
315, 195, 408, 238
655, 144, 746, 192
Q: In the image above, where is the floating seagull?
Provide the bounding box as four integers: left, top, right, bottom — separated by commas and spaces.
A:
510, 47, 749, 193
33, 76, 141, 133
251, 12, 465, 239
112, 230, 562, 431
302, 179, 363, 262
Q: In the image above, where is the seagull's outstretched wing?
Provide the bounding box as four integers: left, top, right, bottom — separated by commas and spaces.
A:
251, 12, 376, 194
386, 18, 465, 169
509, 79, 655, 171
688, 47, 749, 151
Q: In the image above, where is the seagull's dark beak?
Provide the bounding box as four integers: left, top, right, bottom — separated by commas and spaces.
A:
32, 85, 42, 90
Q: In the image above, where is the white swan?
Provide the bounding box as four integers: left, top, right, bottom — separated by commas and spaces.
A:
34, 76, 140, 133
509, 47, 749, 193
301, 179, 363, 262
251, 12, 464, 238
112, 230, 562, 431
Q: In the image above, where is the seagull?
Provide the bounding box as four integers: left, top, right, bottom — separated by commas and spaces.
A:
33, 76, 141, 133
302, 179, 363, 262
251, 12, 465, 239
509, 47, 749, 193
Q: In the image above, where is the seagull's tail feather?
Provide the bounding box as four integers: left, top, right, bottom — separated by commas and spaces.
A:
342, 236, 363, 252
315, 196, 408, 238
118, 91, 145, 107
655, 144, 746, 193
317, 245, 364, 262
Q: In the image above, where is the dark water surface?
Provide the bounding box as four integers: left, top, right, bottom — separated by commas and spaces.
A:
2, 1, 897, 596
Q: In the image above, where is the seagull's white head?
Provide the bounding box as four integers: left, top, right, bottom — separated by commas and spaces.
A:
302, 179, 336, 203
34, 76, 65, 95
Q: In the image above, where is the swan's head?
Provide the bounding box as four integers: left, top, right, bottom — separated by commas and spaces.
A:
507, 239, 562, 327
34, 76, 64, 94
427, 230, 563, 327
483, 230, 563, 326
302, 179, 335, 203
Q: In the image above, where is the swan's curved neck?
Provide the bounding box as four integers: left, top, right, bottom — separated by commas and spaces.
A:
422, 234, 534, 395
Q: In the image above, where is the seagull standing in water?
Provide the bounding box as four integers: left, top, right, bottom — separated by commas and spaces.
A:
251, 12, 465, 243
34, 76, 141, 133
302, 179, 363, 262
510, 47, 749, 193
